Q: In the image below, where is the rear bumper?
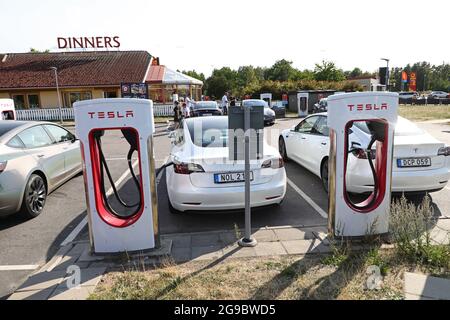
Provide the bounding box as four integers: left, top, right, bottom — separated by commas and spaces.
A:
167, 169, 287, 212
0, 188, 22, 216
347, 166, 450, 193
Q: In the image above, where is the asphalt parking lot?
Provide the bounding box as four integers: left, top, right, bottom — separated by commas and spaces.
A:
1, 117, 449, 298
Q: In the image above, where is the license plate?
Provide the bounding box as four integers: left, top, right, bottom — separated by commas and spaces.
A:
214, 172, 254, 183
202, 113, 212, 116
397, 157, 431, 167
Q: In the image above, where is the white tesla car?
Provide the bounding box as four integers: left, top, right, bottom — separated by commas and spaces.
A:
166, 116, 287, 212
279, 113, 450, 194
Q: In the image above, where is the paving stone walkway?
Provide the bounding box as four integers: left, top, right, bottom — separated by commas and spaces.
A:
7, 218, 450, 300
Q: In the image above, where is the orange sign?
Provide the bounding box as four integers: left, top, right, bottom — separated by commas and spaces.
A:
401, 71, 408, 82
409, 72, 417, 91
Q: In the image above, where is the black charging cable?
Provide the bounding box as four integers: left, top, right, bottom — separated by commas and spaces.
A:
94, 130, 142, 218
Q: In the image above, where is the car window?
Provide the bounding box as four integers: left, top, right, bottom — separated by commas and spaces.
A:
314, 116, 330, 136
44, 125, 74, 143
17, 126, 53, 148
296, 116, 318, 133
7, 136, 25, 148
186, 117, 228, 148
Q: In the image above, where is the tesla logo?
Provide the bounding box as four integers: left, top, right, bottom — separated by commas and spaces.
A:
347, 103, 388, 111
87, 110, 134, 119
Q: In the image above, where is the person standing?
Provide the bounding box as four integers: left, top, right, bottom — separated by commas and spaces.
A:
185, 94, 195, 117
221, 91, 229, 115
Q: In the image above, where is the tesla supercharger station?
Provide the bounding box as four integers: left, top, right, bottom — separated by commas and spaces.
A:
297, 92, 309, 117
74, 98, 159, 253
327, 92, 398, 237
260, 93, 272, 108
0, 99, 16, 120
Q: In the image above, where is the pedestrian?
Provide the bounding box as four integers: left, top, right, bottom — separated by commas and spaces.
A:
221, 91, 229, 115
182, 102, 189, 118
173, 100, 180, 123
185, 94, 195, 117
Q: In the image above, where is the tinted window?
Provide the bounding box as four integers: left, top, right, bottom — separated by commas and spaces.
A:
7, 136, 25, 148
186, 117, 228, 148
17, 126, 53, 148
0, 122, 25, 137
194, 102, 218, 109
44, 125, 73, 143
296, 116, 318, 133
314, 116, 329, 136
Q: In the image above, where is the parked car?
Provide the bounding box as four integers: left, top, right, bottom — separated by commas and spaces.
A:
192, 101, 222, 117
313, 98, 328, 113
0, 121, 82, 218
278, 113, 450, 194
399, 91, 419, 100
167, 116, 286, 212
428, 91, 449, 99
263, 101, 276, 126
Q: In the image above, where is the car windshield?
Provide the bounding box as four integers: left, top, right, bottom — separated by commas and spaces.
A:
186, 117, 228, 148
0, 121, 25, 138
194, 102, 217, 109
352, 117, 424, 136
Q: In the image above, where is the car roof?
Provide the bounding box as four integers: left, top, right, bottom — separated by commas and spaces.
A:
0, 121, 56, 143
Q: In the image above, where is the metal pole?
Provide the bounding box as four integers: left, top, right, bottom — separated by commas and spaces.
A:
52, 67, 63, 124
238, 104, 257, 247
385, 60, 389, 91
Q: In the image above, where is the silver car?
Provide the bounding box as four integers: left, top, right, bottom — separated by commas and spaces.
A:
0, 121, 82, 218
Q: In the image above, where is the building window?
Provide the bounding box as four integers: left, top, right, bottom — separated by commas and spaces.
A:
63, 91, 92, 107
12, 94, 40, 109
103, 91, 117, 98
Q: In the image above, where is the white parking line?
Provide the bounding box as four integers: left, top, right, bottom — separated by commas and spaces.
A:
286, 177, 328, 219
0, 265, 39, 271
60, 159, 139, 247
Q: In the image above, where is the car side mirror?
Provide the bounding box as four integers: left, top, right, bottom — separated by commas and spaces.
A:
71, 136, 79, 143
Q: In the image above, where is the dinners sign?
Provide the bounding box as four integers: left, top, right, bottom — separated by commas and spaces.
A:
57, 36, 121, 49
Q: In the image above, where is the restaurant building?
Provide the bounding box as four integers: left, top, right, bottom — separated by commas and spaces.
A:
0, 50, 203, 109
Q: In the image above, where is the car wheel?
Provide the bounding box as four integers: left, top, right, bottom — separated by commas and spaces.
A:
279, 137, 289, 161
321, 159, 329, 194
168, 198, 181, 214
20, 174, 47, 219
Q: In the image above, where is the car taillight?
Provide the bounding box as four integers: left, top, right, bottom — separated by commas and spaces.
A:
173, 162, 205, 174
0, 161, 7, 173
352, 149, 376, 159
438, 146, 450, 156
261, 157, 284, 169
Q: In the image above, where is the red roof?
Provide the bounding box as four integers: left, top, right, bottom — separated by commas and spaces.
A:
0, 51, 151, 89
145, 65, 165, 83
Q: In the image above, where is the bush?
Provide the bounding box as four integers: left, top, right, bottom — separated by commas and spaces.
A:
390, 195, 450, 270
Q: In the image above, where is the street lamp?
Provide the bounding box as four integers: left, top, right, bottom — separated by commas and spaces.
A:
381, 58, 389, 91
50, 67, 63, 123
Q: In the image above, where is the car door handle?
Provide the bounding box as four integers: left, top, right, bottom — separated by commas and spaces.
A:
321, 142, 327, 145
301, 137, 306, 140
37, 154, 45, 158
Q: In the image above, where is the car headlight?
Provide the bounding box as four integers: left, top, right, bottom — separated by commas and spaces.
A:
438, 146, 450, 156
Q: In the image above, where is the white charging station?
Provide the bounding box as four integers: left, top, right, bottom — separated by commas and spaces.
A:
260, 93, 272, 108
327, 92, 398, 237
297, 92, 309, 117
0, 99, 16, 120
74, 98, 158, 253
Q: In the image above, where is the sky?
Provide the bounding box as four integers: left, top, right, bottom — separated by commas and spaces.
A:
1, 0, 449, 77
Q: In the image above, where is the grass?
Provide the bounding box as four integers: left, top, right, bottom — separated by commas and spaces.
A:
399, 104, 450, 121
91, 248, 439, 300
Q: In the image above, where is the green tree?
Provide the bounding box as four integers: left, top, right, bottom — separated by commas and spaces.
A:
29, 48, 50, 53
180, 70, 205, 82
204, 67, 238, 98
314, 60, 346, 81
265, 59, 299, 81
